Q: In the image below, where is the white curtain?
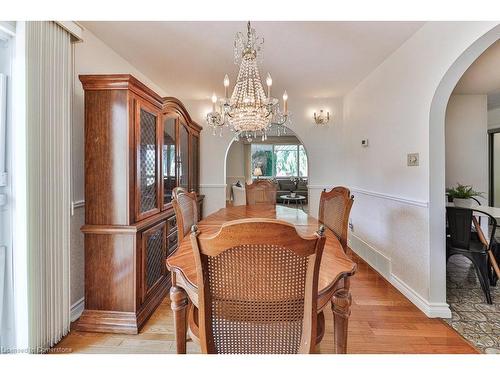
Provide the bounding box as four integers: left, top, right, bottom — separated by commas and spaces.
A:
26, 21, 72, 350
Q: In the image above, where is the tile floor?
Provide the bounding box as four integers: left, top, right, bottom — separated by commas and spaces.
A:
445, 255, 500, 353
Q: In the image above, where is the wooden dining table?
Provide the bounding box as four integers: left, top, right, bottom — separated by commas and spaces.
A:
166, 204, 357, 354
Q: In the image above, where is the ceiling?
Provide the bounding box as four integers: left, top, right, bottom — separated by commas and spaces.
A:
80, 21, 424, 101
453, 39, 500, 109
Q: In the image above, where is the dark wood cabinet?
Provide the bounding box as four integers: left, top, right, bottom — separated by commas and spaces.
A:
140, 221, 167, 302
77, 74, 203, 334
135, 102, 161, 221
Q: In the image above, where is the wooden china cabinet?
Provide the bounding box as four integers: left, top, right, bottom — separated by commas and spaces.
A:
76, 74, 203, 334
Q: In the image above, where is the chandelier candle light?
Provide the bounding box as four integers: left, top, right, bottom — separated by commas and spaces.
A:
206, 22, 291, 142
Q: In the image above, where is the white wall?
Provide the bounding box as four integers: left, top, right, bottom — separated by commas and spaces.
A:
342, 22, 499, 317
225, 141, 245, 201
70, 28, 167, 309
489, 107, 500, 129
226, 141, 245, 177
445, 95, 488, 204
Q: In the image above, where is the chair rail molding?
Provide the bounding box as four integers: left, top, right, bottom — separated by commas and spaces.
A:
308, 184, 429, 208
199, 183, 227, 188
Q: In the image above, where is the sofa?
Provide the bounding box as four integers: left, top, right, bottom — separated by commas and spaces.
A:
274, 178, 308, 203
228, 178, 308, 205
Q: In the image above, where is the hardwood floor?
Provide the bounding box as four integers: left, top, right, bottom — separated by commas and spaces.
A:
56, 250, 477, 354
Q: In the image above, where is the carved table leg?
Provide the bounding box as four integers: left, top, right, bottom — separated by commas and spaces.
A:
331, 277, 352, 354
170, 277, 189, 354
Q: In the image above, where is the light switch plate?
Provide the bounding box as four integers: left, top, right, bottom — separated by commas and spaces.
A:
361, 139, 369, 147
407, 153, 419, 166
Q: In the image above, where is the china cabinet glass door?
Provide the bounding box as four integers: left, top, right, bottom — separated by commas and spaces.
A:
137, 105, 160, 220
178, 123, 189, 190
191, 135, 199, 193
162, 116, 177, 206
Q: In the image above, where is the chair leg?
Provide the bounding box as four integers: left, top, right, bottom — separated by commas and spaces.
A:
488, 258, 498, 287
331, 278, 352, 354
470, 253, 493, 305
489, 244, 499, 286
170, 284, 189, 353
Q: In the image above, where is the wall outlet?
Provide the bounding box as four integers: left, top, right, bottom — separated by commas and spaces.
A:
361, 139, 369, 147
348, 219, 354, 231
407, 153, 419, 166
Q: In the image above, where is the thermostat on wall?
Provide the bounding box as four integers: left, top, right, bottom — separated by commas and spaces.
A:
361, 139, 369, 147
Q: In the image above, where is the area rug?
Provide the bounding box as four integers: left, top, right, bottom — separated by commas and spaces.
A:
445, 255, 500, 353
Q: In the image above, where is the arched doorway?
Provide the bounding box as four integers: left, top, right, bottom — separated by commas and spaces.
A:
429, 26, 500, 309
224, 126, 311, 211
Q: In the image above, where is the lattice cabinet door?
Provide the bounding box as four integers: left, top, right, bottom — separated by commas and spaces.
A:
141, 221, 167, 301
135, 102, 161, 221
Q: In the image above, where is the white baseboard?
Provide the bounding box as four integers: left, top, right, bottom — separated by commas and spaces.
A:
348, 233, 451, 319
348, 233, 391, 278
70, 297, 84, 322
389, 274, 451, 318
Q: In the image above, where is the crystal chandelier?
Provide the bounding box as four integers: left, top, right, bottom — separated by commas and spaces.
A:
206, 22, 290, 142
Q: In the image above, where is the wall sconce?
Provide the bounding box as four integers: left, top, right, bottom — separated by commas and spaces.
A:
314, 110, 330, 125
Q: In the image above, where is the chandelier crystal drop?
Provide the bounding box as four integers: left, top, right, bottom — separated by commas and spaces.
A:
206, 22, 290, 141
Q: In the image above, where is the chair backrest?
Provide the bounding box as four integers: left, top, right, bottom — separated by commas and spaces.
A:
245, 180, 277, 205
231, 184, 247, 206
447, 206, 498, 250
446, 207, 473, 250
172, 189, 198, 241
172, 187, 187, 201
318, 186, 354, 252
191, 219, 326, 354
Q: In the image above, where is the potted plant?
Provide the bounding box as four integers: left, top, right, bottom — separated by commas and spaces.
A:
446, 183, 483, 208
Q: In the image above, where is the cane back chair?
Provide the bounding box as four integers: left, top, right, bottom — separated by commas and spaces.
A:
172, 188, 198, 242
318, 187, 354, 252
190, 219, 326, 354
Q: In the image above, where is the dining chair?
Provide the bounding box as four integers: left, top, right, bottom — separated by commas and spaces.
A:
190, 218, 326, 354
318, 187, 354, 252
172, 186, 187, 201
446, 206, 497, 304
245, 180, 277, 205
231, 184, 247, 206
172, 188, 198, 242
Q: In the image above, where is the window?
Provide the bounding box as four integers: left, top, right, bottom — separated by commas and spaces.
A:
275, 145, 298, 177
299, 145, 308, 177
251, 143, 307, 178
250, 144, 274, 177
